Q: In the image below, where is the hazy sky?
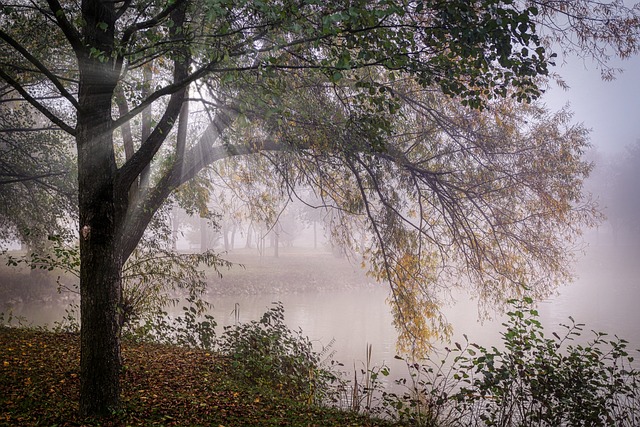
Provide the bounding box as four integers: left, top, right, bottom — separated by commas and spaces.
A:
543, 54, 640, 154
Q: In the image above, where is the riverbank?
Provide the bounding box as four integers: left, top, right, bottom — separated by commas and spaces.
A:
204, 248, 372, 295
0, 327, 400, 427
0, 247, 373, 306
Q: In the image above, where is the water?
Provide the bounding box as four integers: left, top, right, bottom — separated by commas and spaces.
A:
3, 240, 640, 379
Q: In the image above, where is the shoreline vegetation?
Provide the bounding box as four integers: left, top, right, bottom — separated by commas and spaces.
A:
2, 247, 640, 425
2, 298, 640, 426
0, 248, 374, 307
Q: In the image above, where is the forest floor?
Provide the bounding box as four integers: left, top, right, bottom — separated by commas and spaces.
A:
0, 327, 402, 427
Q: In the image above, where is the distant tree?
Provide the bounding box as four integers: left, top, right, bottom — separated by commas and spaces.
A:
1, 0, 638, 417
276, 203, 305, 248
295, 190, 331, 250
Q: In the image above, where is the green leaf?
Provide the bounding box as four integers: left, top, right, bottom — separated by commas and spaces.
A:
331, 71, 343, 82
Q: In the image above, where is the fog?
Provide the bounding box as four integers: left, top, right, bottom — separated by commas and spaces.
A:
3, 52, 640, 377
3, 183, 640, 378
543, 54, 640, 154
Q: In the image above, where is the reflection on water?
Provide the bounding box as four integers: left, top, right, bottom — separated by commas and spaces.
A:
207, 289, 400, 374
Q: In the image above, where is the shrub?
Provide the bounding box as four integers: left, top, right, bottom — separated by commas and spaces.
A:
452, 298, 640, 426
217, 302, 339, 403
379, 297, 640, 426
377, 350, 465, 426
123, 296, 217, 351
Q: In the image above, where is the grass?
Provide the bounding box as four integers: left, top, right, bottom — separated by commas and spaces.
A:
0, 327, 402, 427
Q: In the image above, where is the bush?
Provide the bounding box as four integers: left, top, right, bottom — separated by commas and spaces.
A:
217, 302, 339, 403
123, 296, 217, 351
391, 298, 640, 426
454, 298, 640, 426
376, 350, 464, 426
377, 298, 640, 426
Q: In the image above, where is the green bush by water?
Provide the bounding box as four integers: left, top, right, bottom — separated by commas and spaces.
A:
217, 302, 341, 403
375, 297, 640, 426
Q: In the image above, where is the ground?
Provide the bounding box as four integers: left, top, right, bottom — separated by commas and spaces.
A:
0, 327, 402, 427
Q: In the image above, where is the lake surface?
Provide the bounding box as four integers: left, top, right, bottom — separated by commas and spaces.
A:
3, 239, 640, 382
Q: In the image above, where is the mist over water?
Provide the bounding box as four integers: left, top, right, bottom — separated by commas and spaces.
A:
3, 226, 640, 382
539, 237, 640, 347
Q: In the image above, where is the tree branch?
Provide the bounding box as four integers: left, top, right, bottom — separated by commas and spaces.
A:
0, 68, 76, 135
115, 0, 133, 20
44, 0, 84, 53
0, 29, 80, 110
0, 171, 67, 185
119, 0, 188, 47
115, 2, 190, 195
138, 65, 153, 191
114, 84, 135, 161
0, 126, 63, 133
110, 63, 216, 131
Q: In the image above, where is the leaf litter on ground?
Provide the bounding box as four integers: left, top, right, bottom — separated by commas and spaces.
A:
0, 327, 401, 426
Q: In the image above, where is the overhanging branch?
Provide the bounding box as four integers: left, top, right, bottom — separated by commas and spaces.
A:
44, 0, 83, 53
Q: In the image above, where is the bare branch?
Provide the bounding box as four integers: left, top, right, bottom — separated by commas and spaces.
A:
0, 170, 67, 185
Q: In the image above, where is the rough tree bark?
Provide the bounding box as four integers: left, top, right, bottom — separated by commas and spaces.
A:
74, 0, 124, 414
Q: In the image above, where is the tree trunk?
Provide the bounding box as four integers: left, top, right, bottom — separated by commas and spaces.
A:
77, 117, 123, 416
273, 229, 279, 258
313, 220, 317, 249
223, 225, 230, 251
230, 225, 236, 250
78, 226, 122, 416
76, 4, 122, 409
245, 224, 253, 249
171, 207, 179, 251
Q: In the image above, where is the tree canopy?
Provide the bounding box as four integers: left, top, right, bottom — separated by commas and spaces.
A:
1, 0, 639, 417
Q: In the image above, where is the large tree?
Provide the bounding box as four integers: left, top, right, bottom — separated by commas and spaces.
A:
1, 0, 638, 417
